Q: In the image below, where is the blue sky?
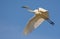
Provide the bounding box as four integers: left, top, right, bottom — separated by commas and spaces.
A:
0, 0, 60, 39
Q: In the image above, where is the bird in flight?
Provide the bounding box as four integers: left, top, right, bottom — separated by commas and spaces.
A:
22, 6, 55, 35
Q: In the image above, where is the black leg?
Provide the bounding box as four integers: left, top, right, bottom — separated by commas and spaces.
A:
46, 18, 55, 25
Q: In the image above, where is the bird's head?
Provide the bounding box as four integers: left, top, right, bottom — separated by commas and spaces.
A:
22, 6, 34, 13
22, 6, 30, 9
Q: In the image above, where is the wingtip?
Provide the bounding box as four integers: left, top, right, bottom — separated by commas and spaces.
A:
23, 29, 29, 35
23, 31, 29, 36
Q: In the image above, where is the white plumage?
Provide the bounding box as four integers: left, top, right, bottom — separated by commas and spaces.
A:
22, 6, 55, 35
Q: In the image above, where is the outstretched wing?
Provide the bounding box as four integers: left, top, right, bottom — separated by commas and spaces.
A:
24, 15, 45, 35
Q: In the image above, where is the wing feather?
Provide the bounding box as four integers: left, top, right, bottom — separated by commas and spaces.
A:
24, 15, 45, 35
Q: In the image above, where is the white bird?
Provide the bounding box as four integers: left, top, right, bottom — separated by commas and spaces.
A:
22, 6, 55, 35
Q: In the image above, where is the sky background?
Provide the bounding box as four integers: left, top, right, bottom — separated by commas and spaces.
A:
0, 0, 60, 39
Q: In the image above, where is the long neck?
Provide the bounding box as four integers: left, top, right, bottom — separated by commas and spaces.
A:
28, 9, 34, 12
22, 6, 34, 13
25, 8, 34, 13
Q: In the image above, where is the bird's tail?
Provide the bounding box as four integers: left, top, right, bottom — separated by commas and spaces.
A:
46, 18, 55, 25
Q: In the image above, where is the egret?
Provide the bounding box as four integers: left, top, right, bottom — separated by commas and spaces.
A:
22, 6, 55, 35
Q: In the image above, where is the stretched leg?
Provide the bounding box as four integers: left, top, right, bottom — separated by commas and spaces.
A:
46, 18, 55, 25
